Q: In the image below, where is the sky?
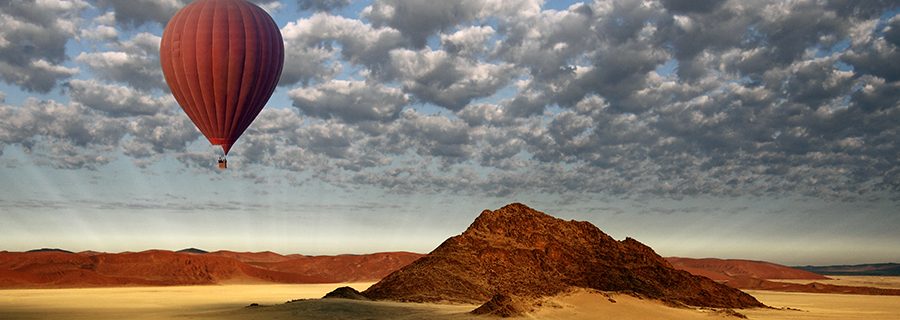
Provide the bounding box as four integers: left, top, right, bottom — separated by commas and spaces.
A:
0, 0, 898, 266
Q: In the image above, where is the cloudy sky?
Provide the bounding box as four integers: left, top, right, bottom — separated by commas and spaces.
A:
1, 0, 898, 265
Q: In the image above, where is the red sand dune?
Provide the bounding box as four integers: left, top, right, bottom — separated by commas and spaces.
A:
206, 250, 424, 282
0, 250, 422, 288
206, 250, 296, 263
259, 252, 426, 283
666, 257, 828, 281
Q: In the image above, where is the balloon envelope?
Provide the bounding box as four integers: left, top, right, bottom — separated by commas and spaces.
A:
160, 0, 284, 155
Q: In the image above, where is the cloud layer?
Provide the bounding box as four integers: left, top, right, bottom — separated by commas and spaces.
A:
0, 0, 898, 201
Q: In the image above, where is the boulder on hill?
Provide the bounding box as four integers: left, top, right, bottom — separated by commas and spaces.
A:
364, 203, 764, 309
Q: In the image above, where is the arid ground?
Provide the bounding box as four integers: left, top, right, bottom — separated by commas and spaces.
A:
774, 275, 900, 290
743, 289, 900, 320
2, 278, 899, 320
0, 282, 377, 320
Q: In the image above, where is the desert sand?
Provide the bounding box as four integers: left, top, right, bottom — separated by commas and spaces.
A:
2, 279, 900, 319
0, 282, 375, 320
201, 288, 745, 320
775, 275, 900, 290
525, 289, 743, 320
744, 289, 900, 320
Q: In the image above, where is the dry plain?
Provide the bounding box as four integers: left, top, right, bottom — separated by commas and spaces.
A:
1, 278, 899, 320
774, 275, 900, 290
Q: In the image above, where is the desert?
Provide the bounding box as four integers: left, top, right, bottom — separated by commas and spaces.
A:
2, 281, 900, 320
2, 204, 899, 319
2, 0, 898, 319
775, 276, 900, 290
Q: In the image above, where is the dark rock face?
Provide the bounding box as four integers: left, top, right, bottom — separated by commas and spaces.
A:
364, 203, 764, 308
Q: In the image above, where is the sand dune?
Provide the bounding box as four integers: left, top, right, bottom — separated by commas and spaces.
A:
527, 289, 745, 320
205, 250, 298, 263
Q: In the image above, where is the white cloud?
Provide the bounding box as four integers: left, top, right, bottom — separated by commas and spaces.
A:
68, 79, 174, 117
289, 80, 409, 123
251, 0, 283, 13
81, 24, 118, 41
297, 0, 350, 12
0, 0, 88, 92
75, 32, 164, 91
440, 26, 496, 58
125, 112, 199, 157
281, 12, 406, 79
363, 0, 540, 47
95, 0, 186, 27
389, 48, 516, 110
393, 109, 473, 161
0, 98, 125, 169
80, 11, 118, 41
456, 103, 510, 126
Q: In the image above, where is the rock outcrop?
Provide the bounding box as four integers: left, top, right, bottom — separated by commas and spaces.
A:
323, 286, 371, 300
364, 203, 764, 309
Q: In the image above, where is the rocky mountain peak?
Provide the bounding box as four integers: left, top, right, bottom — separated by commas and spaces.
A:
364, 203, 763, 309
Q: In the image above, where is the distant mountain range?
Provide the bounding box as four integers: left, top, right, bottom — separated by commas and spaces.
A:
795, 263, 900, 276
668, 257, 900, 295
0, 249, 423, 288
25, 248, 74, 254
666, 257, 828, 281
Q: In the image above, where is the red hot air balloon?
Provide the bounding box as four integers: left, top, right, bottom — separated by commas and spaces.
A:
160, 0, 284, 168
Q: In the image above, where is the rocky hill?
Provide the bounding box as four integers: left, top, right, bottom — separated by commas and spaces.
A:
364, 203, 763, 308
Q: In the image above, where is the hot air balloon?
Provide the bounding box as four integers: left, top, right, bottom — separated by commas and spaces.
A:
159, 0, 284, 169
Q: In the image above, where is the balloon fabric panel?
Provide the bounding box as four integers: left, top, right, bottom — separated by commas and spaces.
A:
160, 0, 284, 155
